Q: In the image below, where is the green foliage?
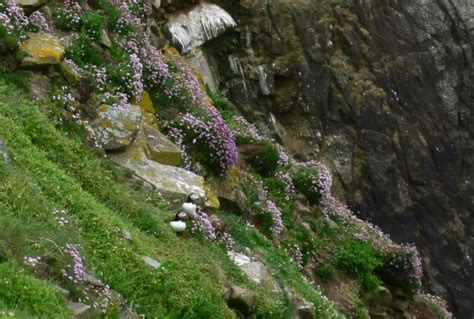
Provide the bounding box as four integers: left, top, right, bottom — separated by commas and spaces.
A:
0, 26, 20, 51
0, 263, 71, 317
315, 264, 335, 281
80, 11, 105, 41
292, 167, 322, 204
251, 144, 279, 176
65, 33, 102, 67
53, 9, 80, 32
334, 240, 383, 292
208, 90, 229, 110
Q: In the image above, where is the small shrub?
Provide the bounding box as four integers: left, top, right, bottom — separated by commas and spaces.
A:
208, 90, 228, 110
316, 264, 335, 281
80, 11, 104, 41
292, 166, 322, 204
252, 143, 279, 176
65, 33, 102, 66
334, 240, 383, 292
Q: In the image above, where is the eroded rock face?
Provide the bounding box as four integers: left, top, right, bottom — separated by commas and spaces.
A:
144, 124, 182, 166
19, 33, 65, 67
225, 285, 257, 317
209, 0, 473, 316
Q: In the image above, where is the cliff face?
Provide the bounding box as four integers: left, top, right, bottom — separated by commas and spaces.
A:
201, 0, 472, 317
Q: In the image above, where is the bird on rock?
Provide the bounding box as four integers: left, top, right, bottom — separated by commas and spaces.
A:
181, 193, 199, 219
170, 211, 187, 233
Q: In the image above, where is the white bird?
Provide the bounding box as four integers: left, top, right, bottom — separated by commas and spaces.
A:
181, 193, 199, 219
170, 211, 187, 232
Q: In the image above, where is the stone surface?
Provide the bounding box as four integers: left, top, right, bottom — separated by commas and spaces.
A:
28, 72, 51, 101
185, 48, 219, 91
290, 293, 315, 319
69, 302, 91, 317
225, 285, 257, 317
208, 0, 474, 316
59, 61, 81, 83
165, 3, 237, 52
110, 150, 205, 208
19, 33, 65, 67
142, 256, 161, 269
239, 261, 268, 286
100, 30, 112, 48
207, 166, 247, 213
15, 0, 48, 10
204, 184, 220, 210
143, 124, 182, 166
0, 136, 11, 166
93, 104, 141, 151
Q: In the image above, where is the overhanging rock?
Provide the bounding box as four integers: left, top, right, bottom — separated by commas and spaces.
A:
165, 3, 236, 53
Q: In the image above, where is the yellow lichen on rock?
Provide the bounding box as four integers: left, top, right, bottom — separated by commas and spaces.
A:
204, 183, 220, 210
20, 33, 65, 67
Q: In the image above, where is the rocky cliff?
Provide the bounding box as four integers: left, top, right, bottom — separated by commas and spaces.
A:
0, 0, 470, 317
192, 0, 473, 316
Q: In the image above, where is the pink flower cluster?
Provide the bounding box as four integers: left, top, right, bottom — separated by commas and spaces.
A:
180, 105, 238, 174
405, 244, 423, 284
141, 42, 169, 85
62, 244, 85, 283
192, 209, 216, 241
64, 58, 82, 75
29, 11, 50, 33
164, 125, 193, 170
176, 59, 204, 105
53, 208, 70, 227
128, 53, 144, 98
24, 256, 42, 268
62, 0, 83, 25
249, 175, 284, 234
288, 244, 304, 270
5, 0, 28, 28
417, 293, 453, 319
232, 115, 264, 141
275, 170, 295, 200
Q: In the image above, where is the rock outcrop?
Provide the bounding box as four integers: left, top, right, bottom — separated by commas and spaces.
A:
203, 0, 473, 316
19, 33, 64, 67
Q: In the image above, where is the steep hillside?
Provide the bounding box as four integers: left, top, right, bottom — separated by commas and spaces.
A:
0, 0, 459, 318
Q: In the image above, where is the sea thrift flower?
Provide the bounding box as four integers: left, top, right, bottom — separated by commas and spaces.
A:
63, 244, 85, 282
275, 170, 295, 200
193, 209, 217, 241
289, 244, 304, 270
6, 0, 28, 29
24, 256, 42, 268
179, 104, 238, 174
0, 12, 13, 32
128, 53, 144, 98
232, 115, 264, 141
417, 293, 453, 319
28, 11, 50, 33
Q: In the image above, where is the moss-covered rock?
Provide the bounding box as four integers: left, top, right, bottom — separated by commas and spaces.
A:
144, 124, 182, 166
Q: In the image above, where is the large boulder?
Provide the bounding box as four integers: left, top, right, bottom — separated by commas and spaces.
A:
93, 104, 141, 151
144, 124, 182, 166
165, 3, 236, 53
19, 33, 65, 67
110, 149, 205, 208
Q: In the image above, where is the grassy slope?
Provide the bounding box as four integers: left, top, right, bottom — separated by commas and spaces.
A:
0, 77, 342, 318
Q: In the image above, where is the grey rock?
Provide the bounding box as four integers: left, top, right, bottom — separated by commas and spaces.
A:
142, 256, 161, 269
225, 285, 257, 317
28, 73, 51, 101
69, 302, 91, 317
239, 261, 268, 286
0, 136, 11, 166
15, 0, 48, 10
92, 104, 142, 151
143, 124, 182, 166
